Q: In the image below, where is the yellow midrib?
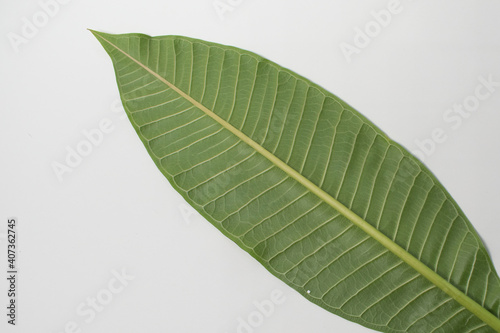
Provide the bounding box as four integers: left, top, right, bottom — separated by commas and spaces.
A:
91, 30, 500, 332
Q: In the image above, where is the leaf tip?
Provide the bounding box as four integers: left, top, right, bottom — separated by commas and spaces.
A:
88, 29, 112, 53
87, 29, 100, 37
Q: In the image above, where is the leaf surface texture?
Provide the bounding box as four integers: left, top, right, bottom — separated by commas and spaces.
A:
92, 31, 500, 332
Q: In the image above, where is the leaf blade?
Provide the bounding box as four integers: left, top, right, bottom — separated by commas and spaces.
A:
91, 30, 500, 332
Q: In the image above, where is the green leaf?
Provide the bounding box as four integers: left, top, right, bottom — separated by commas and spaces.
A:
91, 30, 500, 332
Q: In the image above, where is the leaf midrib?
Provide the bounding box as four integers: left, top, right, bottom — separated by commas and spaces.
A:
91, 30, 500, 331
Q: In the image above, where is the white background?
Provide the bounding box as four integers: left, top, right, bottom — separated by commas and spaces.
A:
1, 0, 500, 332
